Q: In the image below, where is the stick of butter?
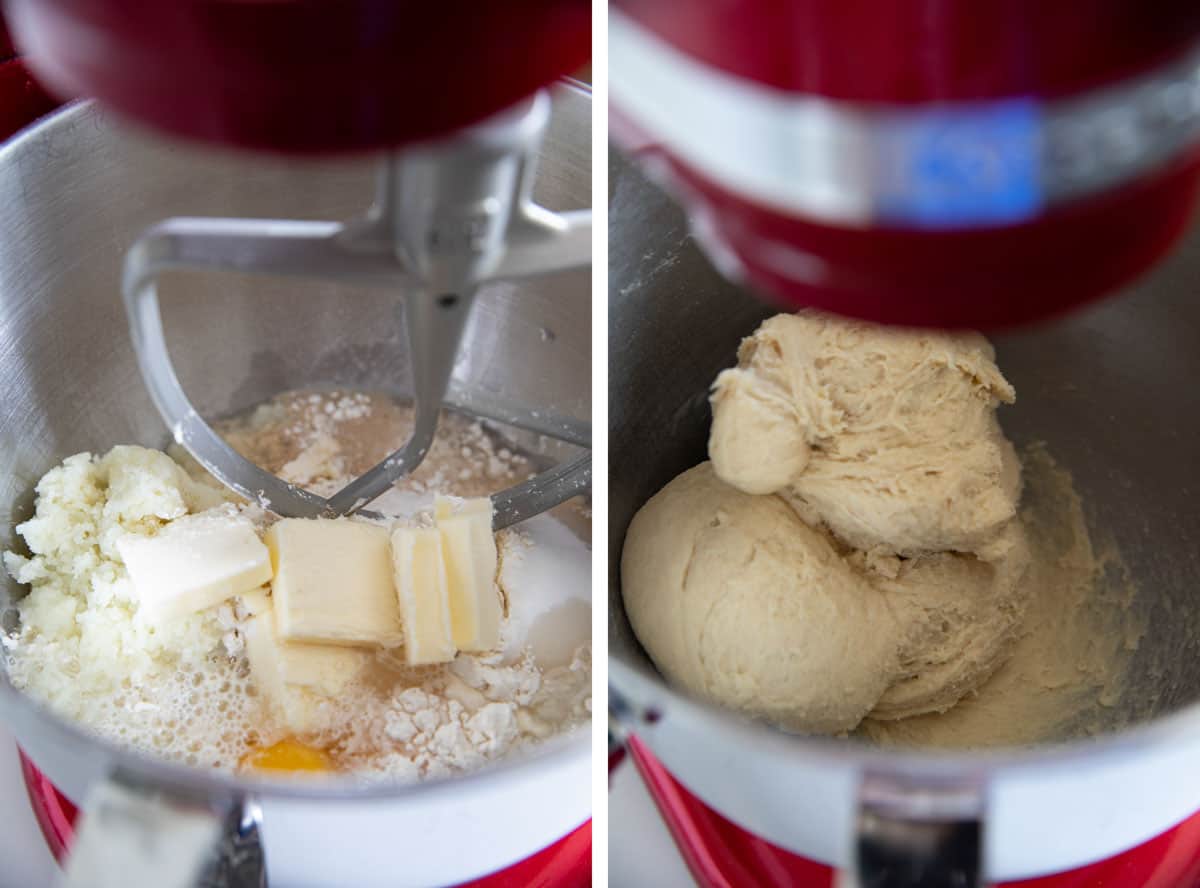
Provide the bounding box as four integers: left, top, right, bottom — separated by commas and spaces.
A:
434, 496, 501, 652
391, 526, 456, 665
118, 510, 272, 624
243, 610, 371, 735
267, 518, 404, 648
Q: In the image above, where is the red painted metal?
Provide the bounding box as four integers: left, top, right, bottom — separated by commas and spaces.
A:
613, 1, 1200, 103
17, 750, 74, 864
630, 134, 1200, 329
626, 735, 836, 888
0, 17, 59, 143
6, 0, 590, 154
610, 2, 1200, 328
626, 735, 1200, 888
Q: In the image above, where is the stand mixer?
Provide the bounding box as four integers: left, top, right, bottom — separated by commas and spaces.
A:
7, 0, 593, 528
610, 4, 1200, 888
611, 1, 1200, 328
0, 3, 591, 886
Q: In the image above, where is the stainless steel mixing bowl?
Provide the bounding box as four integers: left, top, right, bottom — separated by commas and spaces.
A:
0, 85, 590, 888
609, 147, 1200, 884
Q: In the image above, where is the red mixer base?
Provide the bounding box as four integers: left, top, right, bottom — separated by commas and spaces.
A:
625, 735, 1200, 888
18, 751, 591, 888
0, 20, 58, 143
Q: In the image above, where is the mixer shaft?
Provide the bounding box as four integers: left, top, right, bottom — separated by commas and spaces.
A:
122, 91, 591, 524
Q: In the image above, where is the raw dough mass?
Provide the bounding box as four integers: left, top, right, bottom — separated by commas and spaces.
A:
623, 311, 1136, 742
707, 312, 1022, 558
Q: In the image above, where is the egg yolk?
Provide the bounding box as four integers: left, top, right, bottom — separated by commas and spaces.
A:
240, 739, 334, 774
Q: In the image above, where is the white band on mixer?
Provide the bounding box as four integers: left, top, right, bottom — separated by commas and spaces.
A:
611, 11, 1200, 229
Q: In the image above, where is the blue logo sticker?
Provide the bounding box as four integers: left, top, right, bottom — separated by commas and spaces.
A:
874, 100, 1043, 228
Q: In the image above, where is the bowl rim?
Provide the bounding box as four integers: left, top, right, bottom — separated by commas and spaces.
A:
609, 652, 1200, 782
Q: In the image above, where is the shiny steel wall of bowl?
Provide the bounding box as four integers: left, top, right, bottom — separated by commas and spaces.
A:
609, 148, 1200, 725
608, 146, 1200, 882
0, 86, 590, 888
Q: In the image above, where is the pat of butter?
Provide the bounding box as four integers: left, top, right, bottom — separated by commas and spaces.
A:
267, 518, 403, 648
434, 496, 501, 652
118, 510, 272, 623
244, 610, 371, 734
391, 526, 456, 665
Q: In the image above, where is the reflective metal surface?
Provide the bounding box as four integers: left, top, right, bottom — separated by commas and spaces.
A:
122, 89, 590, 524
123, 89, 590, 522
0, 84, 590, 886
612, 13, 1200, 229
609, 144, 1200, 730
851, 775, 984, 888
608, 144, 1200, 875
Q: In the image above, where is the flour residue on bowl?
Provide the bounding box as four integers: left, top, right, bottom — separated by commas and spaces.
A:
860, 443, 1144, 748
3, 390, 591, 779
621, 309, 1146, 749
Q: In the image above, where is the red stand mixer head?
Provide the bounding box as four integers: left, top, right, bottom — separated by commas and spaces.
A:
3, 0, 595, 527
608, 5, 1200, 887
611, 0, 1200, 328
5, 0, 591, 153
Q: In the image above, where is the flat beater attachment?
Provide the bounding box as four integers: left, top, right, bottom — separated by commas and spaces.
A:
122, 92, 590, 529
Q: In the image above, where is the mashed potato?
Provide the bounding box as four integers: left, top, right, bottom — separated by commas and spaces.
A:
3, 446, 257, 764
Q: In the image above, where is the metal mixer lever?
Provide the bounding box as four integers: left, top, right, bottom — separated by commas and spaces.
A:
122, 91, 590, 526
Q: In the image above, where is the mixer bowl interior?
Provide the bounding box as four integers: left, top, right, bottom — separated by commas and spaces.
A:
0, 87, 590, 792
609, 148, 1200, 747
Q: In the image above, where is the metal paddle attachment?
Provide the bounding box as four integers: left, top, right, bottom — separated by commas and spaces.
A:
122, 92, 590, 529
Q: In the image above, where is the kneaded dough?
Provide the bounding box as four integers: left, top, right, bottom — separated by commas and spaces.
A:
862, 445, 1141, 747
623, 311, 1032, 734
621, 463, 901, 733
867, 522, 1029, 720
622, 463, 1030, 733
709, 312, 1020, 558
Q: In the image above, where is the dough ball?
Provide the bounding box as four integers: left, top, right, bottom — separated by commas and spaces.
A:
710, 311, 1020, 557
707, 348, 810, 495
628, 313, 1036, 736
621, 463, 902, 734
